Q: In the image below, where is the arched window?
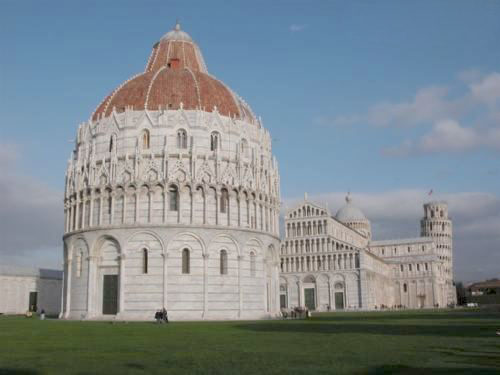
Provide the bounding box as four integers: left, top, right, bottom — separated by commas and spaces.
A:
409, 264, 412, 271
442, 223, 445, 231
403, 283, 408, 293
241, 138, 249, 157
169, 186, 178, 211
182, 248, 190, 274
142, 129, 150, 149
210, 132, 220, 151
220, 189, 228, 213
220, 250, 228, 275
142, 249, 148, 274
177, 129, 188, 149
250, 252, 256, 277
400, 264, 404, 272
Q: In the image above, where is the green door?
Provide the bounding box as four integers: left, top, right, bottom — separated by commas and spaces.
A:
304, 288, 315, 310
335, 292, 344, 310
102, 275, 118, 315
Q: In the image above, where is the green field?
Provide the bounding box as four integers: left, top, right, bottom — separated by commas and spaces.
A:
1, 309, 499, 374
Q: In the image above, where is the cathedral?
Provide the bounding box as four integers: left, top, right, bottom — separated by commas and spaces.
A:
61, 23, 455, 320
279, 196, 456, 311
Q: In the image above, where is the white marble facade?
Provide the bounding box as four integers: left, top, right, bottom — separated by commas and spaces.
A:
62, 24, 281, 321
280, 197, 455, 311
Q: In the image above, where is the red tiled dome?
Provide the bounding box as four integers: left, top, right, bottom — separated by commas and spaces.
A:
91, 23, 256, 124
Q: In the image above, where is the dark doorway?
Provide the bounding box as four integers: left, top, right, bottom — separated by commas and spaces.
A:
304, 288, 315, 310
280, 294, 287, 309
29, 292, 38, 312
102, 275, 118, 315
335, 292, 344, 310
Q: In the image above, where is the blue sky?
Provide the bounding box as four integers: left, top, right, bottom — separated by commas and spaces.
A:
1, 1, 499, 281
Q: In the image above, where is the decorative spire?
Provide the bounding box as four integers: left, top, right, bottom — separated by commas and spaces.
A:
175, 19, 181, 31
346, 192, 352, 203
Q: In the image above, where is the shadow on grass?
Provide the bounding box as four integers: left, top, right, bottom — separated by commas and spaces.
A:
362, 364, 500, 374
237, 321, 497, 338
312, 310, 500, 322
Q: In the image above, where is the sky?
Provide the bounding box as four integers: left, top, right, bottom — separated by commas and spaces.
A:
0, 0, 499, 283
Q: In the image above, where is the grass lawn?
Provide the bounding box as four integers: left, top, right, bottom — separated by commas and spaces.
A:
0, 308, 499, 374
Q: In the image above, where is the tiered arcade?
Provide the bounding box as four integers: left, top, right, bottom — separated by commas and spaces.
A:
62, 23, 281, 320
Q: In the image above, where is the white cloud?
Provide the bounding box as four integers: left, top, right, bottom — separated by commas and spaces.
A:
420, 120, 481, 152
382, 119, 500, 156
0, 142, 62, 269
328, 85, 462, 128
289, 24, 307, 32
283, 190, 500, 283
322, 70, 500, 156
469, 72, 500, 107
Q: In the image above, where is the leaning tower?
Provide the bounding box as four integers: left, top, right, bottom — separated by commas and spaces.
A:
420, 201, 456, 305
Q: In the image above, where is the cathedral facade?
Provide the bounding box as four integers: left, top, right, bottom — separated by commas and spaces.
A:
62, 24, 281, 320
279, 196, 456, 311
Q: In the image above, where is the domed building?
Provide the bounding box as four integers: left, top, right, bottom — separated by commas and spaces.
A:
279, 195, 454, 311
335, 194, 371, 240
62, 23, 281, 320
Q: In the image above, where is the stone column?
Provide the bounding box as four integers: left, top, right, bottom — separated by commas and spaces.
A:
274, 261, 280, 314
118, 253, 126, 314
110, 194, 115, 225
203, 253, 209, 318
64, 204, 69, 233
81, 199, 86, 229
122, 194, 127, 224
73, 199, 79, 231
263, 260, 268, 313
237, 197, 241, 227
298, 280, 303, 307
238, 255, 243, 318
215, 191, 220, 226
328, 280, 334, 310
162, 253, 168, 308
99, 196, 104, 226
148, 191, 152, 223
134, 193, 139, 223
64, 256, 73, 318
190, 190, 194, 224
89, 193, 94, 227
86, 255, 98, 318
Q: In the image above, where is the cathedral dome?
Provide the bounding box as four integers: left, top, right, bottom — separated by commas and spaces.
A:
91, 22, 256, 124
336, 195, 367, 222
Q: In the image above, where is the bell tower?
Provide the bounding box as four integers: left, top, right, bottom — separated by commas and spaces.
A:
420, 201, 455, 305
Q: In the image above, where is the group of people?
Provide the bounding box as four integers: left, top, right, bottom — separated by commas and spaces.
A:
280, 306, 311, 319
25, 308, 45, 320
154, 308, 169, 324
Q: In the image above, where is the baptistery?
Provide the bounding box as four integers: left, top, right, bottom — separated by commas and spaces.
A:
62, 23, 281, 320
